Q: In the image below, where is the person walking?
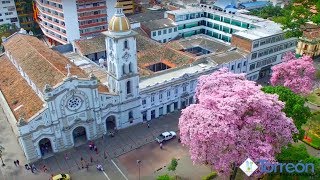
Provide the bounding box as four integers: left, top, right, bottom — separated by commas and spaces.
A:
16, 160, 20, 166
14, 161, 17, 166
94, 146, 98, 154
160, 143, 163, 149
31, 164, 37, 172
147, 123, 150, 128
65, 153, 69, 160
90, 156, 93, 163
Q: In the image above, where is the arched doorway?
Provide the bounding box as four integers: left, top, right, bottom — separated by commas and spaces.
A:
39, 138, 53, 158
106, 115, 116, 131
73, 126, 87, 147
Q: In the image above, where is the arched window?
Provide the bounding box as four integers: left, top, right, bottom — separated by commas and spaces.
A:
129, 62, 132, 73
124, 40, 128, 49
126, 81, 131, 94
109, 39, 113, 50
122, 64, 126, 75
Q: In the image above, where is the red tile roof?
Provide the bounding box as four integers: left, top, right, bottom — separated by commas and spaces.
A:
0, 55, 44, 121
3, 34, 87, 89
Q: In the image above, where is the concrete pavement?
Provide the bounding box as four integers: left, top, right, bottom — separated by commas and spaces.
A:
1, 98, 182, 179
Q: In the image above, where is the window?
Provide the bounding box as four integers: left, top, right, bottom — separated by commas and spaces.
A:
231, 65, 234, 70
175, 87, 178, 95
167, 90, 171, 98
159, 92, 163, 100
152, 31, 156, 36
174, 27, 177, 32
109, 39, 113, 50
249, 64, 255, 70
163, 29, 167, 34
129, 62, 132, 73
251, 53, 257, 59
243, 61, 246, 66
129, 111, 133, 120
126, 81, 131, 94
237, 63, 241, 68
158, 30, 161, 35
169, 28, 172, 33
124, 40, 128, 49
304, 44, 308, 50
183, 86, 187, 92
142, 99, 146, 105
151, 94, 155, 103
163, 39, 166, 43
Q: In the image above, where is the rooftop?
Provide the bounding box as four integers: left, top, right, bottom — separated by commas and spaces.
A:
127, 10, 166, 23
203, 51, 247, 65
0, 55, 44, 121
141, 18, 176, 31
63, 52, 109, 93
3, 34, 87, 89
168, 35, 231, 54
74, 35, 106, 56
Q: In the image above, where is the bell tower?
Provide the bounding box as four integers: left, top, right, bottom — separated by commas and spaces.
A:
104, 2, 139, 102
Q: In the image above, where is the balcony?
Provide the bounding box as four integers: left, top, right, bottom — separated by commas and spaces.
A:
78, 13, 106, 21
40, 26, 67, 44
79, 21, 106, 29
77, 5, 107, 13
36, 0, 63, 13
39, 21, 67, 38
37, 6, 64, 21
80, 28, 107, 37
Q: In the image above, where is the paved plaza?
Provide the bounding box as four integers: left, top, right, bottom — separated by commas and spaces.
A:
0, 102, 183, 180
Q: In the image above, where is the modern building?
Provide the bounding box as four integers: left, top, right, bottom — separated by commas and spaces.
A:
15, 0, 40, 34
0, 0, 20, 28
34, 0, 135, 45
296, 23, 320, 58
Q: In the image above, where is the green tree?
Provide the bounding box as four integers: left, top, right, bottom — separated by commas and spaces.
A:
157, 174, 174, 180
262, 86, 311, 140
167, 158, 178, 176
249, 5, 284, 20
276, 144, 320, 178
274, 0, 320, 38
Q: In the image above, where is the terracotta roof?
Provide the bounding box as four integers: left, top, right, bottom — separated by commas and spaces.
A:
74, 35, 106, 56
0, 55, 44, 121
3, 34, 87, 89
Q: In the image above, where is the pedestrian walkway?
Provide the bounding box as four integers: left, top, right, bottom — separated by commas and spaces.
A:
0, 105, 49, 180
32, 111, 181, 177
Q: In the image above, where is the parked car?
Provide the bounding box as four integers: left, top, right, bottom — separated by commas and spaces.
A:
52, 173, 71, 180
156, 131, 176, 143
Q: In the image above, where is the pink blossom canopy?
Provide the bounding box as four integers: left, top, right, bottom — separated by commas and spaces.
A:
178, 68, 297, 176
270, 52, 316, 94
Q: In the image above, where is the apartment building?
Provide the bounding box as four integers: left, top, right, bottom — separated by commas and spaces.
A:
0, 0, 19, 28
15, 0, 40, 33
35, 0, 134, 45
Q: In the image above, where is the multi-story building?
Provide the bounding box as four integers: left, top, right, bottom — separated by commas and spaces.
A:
0, 2, 296, 162
15, 0, 40, 34
296, 23, 320, 58
0, 0, 20, 28
34, 0, 135, 45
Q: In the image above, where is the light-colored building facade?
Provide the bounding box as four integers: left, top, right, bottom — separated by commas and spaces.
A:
0, 3, 296, 163
296, 23, 320, 58
0, 0, 20, 28
35, 0, 135, 45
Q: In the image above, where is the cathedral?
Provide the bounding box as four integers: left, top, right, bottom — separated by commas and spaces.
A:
0, 3, 210, 162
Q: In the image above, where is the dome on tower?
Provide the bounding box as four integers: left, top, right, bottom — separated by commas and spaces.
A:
108, 2, 131, 33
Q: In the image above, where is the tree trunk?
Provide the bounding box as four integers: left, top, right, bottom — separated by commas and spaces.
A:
229, 163, 238, 180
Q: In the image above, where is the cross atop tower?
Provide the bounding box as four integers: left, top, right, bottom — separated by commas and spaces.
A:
65, 64, 71, 77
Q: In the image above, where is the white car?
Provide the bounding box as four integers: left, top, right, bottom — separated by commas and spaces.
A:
156, 131, 176, 143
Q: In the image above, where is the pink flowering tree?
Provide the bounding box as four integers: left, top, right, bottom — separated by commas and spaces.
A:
178, 68, 297, 178
270, 52, 316, 94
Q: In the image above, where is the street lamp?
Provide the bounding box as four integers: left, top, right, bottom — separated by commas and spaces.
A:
136, 160, 141, 180
0, 145, 5, 166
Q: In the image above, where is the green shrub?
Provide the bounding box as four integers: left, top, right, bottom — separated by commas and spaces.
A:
202, 172, 217, 180
157, 174, 174, 180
